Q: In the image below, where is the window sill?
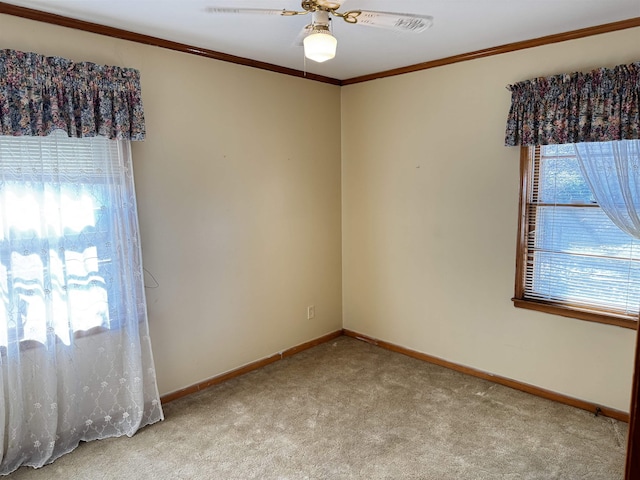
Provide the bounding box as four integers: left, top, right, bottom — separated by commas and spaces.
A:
512, 298, 638, 330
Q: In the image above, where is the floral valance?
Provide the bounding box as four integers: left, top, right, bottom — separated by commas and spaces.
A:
505, 61, 640, 146
0, 49, 145, 141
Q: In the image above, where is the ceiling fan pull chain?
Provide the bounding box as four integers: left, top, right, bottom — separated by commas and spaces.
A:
303, 50, 307, 77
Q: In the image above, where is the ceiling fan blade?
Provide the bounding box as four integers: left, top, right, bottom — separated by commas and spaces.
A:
204, 7, 300, 16
352, 11, 433, 33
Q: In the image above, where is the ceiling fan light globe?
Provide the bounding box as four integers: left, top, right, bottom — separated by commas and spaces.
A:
303, 32, 337, 63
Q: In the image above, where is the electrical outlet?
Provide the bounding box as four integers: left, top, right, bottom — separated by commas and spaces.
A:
307, 305, 315, 320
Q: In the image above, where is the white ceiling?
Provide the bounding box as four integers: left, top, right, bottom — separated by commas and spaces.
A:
2, 0, 639, 80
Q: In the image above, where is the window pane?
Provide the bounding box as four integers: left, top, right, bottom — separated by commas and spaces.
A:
0, 132, 123, 346
538, 156, 595, 204
541, 144, 577, 156
527, 251, 640, 315
533, 206, 640, 260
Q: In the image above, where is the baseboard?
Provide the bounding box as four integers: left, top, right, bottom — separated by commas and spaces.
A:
160, 329, 343, 404
161, 328, 630, 423
343, 329, 630, 423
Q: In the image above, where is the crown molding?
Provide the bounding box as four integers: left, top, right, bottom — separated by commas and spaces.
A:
0, 2, 342, 85
1, 2, 638, 86
342, 16, 640, 85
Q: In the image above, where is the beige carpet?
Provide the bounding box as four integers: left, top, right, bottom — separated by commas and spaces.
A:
8, 336, 627, 479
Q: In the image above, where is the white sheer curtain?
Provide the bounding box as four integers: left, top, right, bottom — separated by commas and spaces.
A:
574, 140, 640, 238
0, 131, 163, 474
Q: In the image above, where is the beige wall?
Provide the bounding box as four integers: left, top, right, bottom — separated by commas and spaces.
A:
2, 12, 639, 412
342, 27, 640, 412
0, 14, 343, 396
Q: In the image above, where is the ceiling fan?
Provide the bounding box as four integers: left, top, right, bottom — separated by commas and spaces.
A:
205, 0, 433, 63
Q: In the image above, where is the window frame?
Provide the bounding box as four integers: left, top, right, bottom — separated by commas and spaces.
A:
513, 146, 638, 330
0, 133, 135, 348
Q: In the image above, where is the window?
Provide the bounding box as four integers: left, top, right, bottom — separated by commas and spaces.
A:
514, 144, 640, 329
0, 131, 135, 347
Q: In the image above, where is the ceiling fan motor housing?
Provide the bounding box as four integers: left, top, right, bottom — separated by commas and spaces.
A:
311, 10, 331, 28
